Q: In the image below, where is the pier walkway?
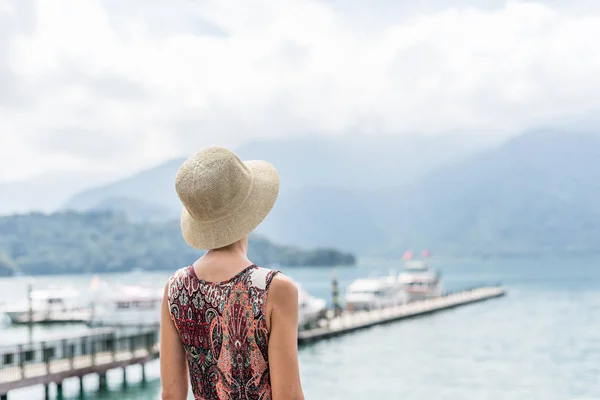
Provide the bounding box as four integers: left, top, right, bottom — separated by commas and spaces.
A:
0, 327, 158, 399
0, 286, 505, 399
299, 286, 505, 344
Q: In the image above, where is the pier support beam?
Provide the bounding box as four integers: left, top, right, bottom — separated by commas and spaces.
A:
141, 363, 147, 384
79, 375, 84, 396
98, 373, 108, 391
122, 367, 128, 387
1, 393, 7, 400
56, 382, 63, 398
44, 384, 50, 400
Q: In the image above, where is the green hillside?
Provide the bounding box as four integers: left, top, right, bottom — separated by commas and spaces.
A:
0, 211, 355, 276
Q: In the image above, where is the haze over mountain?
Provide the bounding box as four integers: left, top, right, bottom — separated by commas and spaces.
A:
60, 130, 600, 257
374, 130, 600, 257
64, 133, 490, 215
0, 172, 112, 215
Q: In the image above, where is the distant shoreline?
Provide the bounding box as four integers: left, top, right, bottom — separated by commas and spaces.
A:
0, 263, 357, 278
4, 252, 600, 278
0, 211, 356, 277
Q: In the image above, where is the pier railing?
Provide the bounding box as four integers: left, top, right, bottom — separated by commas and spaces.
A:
1, 286, 506, 398
0, 326, 159, 389
438, 283, 503, 298
299, 285, 506, 344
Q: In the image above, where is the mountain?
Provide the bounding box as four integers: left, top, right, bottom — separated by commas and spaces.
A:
64, 158, 184, 213
93, 197, 172, 222
63, 134, 490, 251
0, 172, 111, 215
18, 131, 600, 257
258, 185, 388, 253
234, 134, 492, 191
0, 253, 17, 276
0, 211, 356, 276
65, 134, 488, 211
373, 130, 600, 257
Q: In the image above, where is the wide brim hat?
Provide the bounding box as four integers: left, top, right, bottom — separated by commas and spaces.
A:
176, 147, 279, 250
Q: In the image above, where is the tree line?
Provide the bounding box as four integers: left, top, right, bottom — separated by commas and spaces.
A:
0, 211, 356, 276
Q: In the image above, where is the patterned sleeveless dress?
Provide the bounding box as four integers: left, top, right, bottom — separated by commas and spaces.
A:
167, 264, 280, 400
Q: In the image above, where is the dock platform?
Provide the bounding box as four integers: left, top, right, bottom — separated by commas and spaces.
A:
298, 286, 505, 345
0, 286, 505, 399
0, 327, 159, 399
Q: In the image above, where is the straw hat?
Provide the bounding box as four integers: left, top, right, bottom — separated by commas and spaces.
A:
175, 146, 280, 250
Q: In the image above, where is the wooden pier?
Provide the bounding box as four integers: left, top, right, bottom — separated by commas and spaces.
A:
298, 286, 506, 345
0, 286, 505, 399
0, 327, 159, 400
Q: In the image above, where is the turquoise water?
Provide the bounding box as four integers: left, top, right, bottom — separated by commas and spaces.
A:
1, 258, 599, 399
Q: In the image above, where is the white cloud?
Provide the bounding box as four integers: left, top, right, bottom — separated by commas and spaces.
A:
1, 0, 600, 181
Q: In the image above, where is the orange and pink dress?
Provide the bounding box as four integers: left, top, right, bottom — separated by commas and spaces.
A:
167, 264, 280, 399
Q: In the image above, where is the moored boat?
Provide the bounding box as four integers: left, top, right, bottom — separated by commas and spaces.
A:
88, 284, 163, 327
397, 251, 443, 301
297, 286, 327, 330
1, 286, 92, 324
345, 274, 407, 311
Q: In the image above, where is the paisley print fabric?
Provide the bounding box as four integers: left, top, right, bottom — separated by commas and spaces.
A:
167, 264, 279, 399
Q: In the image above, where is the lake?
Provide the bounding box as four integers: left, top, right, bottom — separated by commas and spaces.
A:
1, 257, 599, 399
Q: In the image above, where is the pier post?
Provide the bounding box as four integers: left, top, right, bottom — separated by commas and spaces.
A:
27, 283, 33, 324
79, 375, 85, 395
56, 382, 63, 398
110, 332, 116, 362
129, 335, 135, 357
1, 393, 7, 400
141, 363, 147, 383
122, 367, 128, 387
91, 337, 96, 366
44, 384, 50, 400
18, 344, 24, 379
69, 343, 75, 370
331, 269, 342, 317
98, 372, 108, 391
41, 341, 50, 374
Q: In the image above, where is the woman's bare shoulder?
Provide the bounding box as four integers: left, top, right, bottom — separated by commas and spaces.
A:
268, 273, 298, 308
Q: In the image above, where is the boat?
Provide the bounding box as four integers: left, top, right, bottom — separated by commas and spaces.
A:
297, 286, 327, 330
2, 287, 92, 324
397, 251, 443, 301
88, 284, 163, 327
345, 274, 407, 311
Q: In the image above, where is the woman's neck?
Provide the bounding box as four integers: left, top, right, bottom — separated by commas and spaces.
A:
207, 237, 249, 257
194, 237, 252, 276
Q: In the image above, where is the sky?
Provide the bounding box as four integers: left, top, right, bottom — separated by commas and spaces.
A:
1, 0, 600, 185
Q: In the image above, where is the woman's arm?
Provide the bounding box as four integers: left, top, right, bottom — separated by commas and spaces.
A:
267, 275, 305, 400
160, 282, 188, 400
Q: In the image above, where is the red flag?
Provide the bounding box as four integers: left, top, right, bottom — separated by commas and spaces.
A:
422, 250, 431, 258
402, 251, 413, 260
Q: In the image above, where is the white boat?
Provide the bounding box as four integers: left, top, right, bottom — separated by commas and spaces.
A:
88, 277, 329, 328
397, 259, 443, 301
89, 285, 163, 327
2, 287, 92, 324
297, 286, 327, 329
345, 274, 407, 311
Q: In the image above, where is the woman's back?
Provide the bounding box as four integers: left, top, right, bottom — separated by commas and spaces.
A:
167, 264, 279, 399
161, 147, 303, 400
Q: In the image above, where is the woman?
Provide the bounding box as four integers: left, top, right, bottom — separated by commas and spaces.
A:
160, 146, 305, 400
